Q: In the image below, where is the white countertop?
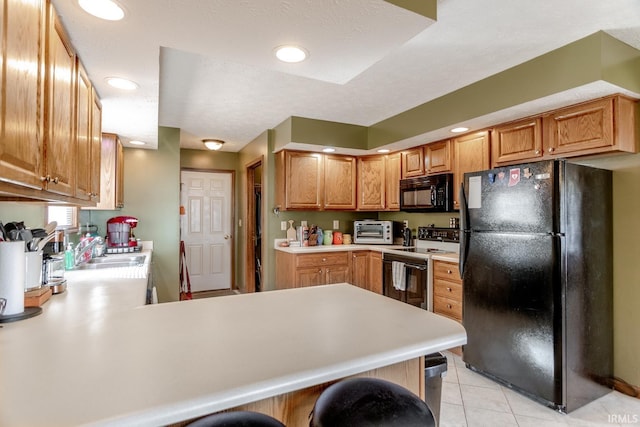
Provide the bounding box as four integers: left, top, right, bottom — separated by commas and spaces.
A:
0, 280, 466, 426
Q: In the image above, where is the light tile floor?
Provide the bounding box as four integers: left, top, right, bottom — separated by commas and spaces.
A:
440, 351, 640, 427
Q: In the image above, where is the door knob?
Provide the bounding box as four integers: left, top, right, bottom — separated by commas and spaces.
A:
224, 234, 231, 240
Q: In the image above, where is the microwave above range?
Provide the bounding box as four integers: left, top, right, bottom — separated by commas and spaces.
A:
400, 173, 454, 212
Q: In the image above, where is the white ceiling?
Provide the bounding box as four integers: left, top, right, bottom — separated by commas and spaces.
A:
51, 0, 640, 152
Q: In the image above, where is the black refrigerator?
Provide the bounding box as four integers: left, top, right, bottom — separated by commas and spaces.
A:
459, 159, 613, 413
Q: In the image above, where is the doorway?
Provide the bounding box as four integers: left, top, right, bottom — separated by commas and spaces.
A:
245, 157, 263, 293
180, 169, 234, 291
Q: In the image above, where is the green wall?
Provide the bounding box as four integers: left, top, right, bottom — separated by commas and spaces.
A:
0, 202, 46, 229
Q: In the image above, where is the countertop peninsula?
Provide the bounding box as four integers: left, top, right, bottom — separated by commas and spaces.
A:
1, 274, 465, 426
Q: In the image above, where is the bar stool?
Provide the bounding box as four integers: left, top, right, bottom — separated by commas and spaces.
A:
309, 378, 435, 427
187, 411, 285, 427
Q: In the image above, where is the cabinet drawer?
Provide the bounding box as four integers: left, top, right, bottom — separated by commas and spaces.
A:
433, 261, 461, 282
433, 295, 462, 321
433, 279, 462, 300
296, 252, 349, 268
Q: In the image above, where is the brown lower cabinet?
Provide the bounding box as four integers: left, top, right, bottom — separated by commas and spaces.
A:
433, 259, 463, 355
275, 250, 382, 293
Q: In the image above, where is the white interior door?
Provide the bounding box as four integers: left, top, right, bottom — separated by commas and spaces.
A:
180, 170, 233, 291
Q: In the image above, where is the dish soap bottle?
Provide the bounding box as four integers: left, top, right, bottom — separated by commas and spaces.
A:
64, 243, 74, 270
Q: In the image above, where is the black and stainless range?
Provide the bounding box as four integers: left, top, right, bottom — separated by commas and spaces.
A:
382, 226, 459, 310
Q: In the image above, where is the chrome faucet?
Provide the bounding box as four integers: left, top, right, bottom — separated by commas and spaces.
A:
74, 237, 103, 266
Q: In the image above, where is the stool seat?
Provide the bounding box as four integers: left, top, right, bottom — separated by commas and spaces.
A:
187, 410, 285, 427
310, 378, 435, 427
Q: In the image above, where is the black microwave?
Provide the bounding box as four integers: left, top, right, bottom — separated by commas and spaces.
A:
399, 173, 454, 212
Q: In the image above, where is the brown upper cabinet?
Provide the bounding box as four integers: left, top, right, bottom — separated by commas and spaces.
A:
45, 4, 76, 197
401, 146, 425, 178
276, 150, 324, 210
492, 95, 637, 167
544, 95, 636, 157
453, 131, 490, 210
324, 154, 357, 210
425, 140, 453, 174
276, 150, 357, 211
90, 89, 103, 202
84, 133, 124, 211
384, 152, 401, 211
0, 0, 102, 205
491, 117, 543, 167
357, 155, 386, 211
0, 0, 46, 191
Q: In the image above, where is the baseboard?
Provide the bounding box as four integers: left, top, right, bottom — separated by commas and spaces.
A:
611, 377, 640, 399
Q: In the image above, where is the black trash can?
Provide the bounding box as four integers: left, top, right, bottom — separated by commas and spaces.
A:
424, 352, 448, 426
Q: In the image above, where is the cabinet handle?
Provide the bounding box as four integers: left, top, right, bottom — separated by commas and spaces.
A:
41, 175, 50, 183
447, 287, 452, 292
318, 269, 323, 274
322, 258, 326, 262
535, 149, 541, 155
447, 304, 452, 309
447, 269, 452, 274
548, 147, 555, 153
51, 176, 59, 184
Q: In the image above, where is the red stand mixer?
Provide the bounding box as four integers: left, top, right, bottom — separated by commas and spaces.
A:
106, 216, 139, 253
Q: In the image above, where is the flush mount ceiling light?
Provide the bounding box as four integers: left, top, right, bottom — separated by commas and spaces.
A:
105, 77, 138, 90
129, 140, 146, 146
203, 139, 225, 151
322, 147, 336, 153
275, 45, 308, 63
78, 0, 125, 21
450, 127, 469, 133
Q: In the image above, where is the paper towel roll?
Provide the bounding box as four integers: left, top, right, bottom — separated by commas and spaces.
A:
0, 241, 26, 315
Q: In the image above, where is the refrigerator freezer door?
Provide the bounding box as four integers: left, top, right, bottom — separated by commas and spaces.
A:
464, 160, 557, 234
462, 231, 563, 408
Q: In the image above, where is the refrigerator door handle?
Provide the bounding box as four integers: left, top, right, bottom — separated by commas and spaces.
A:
459, 182, 469, 277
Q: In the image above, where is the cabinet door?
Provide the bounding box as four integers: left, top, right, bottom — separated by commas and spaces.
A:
45, 6, 76, 196
296, 267, 325, 287
350, 251, 369, 288
324, 155, 356, 210
84, 132, 118, 210
325, 265, 350, 285
425, 140, 452, 174
74, 59, 92, 201
0, 0, 46, 189
491, 117, 542, 167
367, 251, 383, 294
89, 89, 102, 201
453, 131, 490, 210
401, 146, 425, 178
357, 156, 385, 210
384, 153, 400, 211
285, 151, 323, 209
115, 137, 124, 208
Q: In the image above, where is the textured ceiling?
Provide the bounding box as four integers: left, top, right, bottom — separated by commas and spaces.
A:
51, 0, 640, 151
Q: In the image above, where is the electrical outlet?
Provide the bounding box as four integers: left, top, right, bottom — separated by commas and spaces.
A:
333, 220, 339, 229
281, 221, 287, 231
301, 220, 308, 227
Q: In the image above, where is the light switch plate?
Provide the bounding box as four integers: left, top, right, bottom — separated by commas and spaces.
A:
281, 221, 287, 231
333, 220, 339, 229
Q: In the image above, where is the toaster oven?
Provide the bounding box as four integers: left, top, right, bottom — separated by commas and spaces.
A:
353, 220, 401, 244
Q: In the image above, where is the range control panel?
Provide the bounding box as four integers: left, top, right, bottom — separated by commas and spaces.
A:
417, 226, 460, 242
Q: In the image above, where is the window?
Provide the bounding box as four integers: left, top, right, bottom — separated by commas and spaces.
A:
46, 206, 78, 228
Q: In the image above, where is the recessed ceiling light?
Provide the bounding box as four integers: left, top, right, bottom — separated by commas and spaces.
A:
78, 0, 125, 21
451, 127, 469, 133
105, 77, 138, 90
377, 149, 390, 153
129, 140, 146, 146
275, 45, 308, 63
322, 147, 336, 153
203, 139, 225, 151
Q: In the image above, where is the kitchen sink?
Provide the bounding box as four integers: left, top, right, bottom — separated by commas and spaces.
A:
73, 255, 145, 270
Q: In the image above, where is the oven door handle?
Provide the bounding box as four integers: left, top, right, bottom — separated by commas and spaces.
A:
404, 264, 427, 271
